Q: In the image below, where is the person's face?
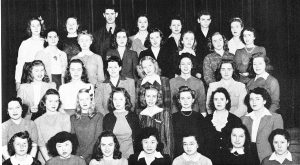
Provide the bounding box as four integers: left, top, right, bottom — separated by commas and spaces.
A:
56, 140, 72, 159
78, 34, 92, 50
231, 128, 246, 149
198, 15, 211, 28
150, 32, 161, 48
70, 62, 83, 81
137, 16, 148, 31
179, 91, 194, 109
182, 32, 195, 49
142, 59, 156, 76
14, 137, 28, 156
213, 92, 228, 111
45, 94, 60, 112
8, 101, 22, 120
78, 92, 91, 112
183, 136, 198, 156
31, 65, 45, 82
103, 9, 118, 24
243, 30, 255, 45
231, 22, 243, 37
66, 18, 79, 34
107, 61, 121, 78
253, 57, 266, 76
46, 31, 59, 46
170, 19, 182, 34
142, 135, 158, 154
113, 92, 126, 110
220, 63, 234, 80
101, 136, 115, 158
249, 93, 266, 111
273, 135, 289, 155
179, 57, 192, 74
212, 34, 224, 51
116, 31, 128, 47
30, 20, 41, 36
145, 89, 158, 107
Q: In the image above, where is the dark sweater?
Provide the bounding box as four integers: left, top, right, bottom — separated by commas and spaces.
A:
60, 36, 81, 62
222, 149, 256, 165
128, 153, 171, 165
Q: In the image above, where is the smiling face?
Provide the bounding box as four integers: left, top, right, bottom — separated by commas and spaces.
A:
56, 140, 72, 159
273, 135, 289, 155
66, 18, 79, 34
70, 62, 83, 81
14, 137, 28, 156
142, 135, 158, 154
113, 92, 126, 110
145, 89, 158, 107
31, 65, 45, 82
243, 30, 255, 45
212, 34, 224, 51
179, 57, 192, 75
253, 57, 266, 76
107, 61, 121, 78
249, 93, 266, 111
141, 59, 156, 76
8, 101, 22, 120
46, 31, 59, 46
183, 136, 198, 156
213, 92, 228, 111
100, 136, 115, 158
78, 92, 91, 112
30, 20, 41, 36
116, 31, 128, 47
138, 16, 148, 31
45, 94, 60, 112
182, 32, 195, 49
103, 9, 118, 24
231, 128, 246, 149
231, 21, 243, 37
170, 19, 182, 34
179, 91, 194, 110
198, 15, 211, 28
150, 32, 162, 48
78, 34, 92, 51
220, 63, 234, 80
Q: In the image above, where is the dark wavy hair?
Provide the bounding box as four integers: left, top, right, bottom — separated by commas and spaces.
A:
247, 52, 273, 79
208, 32, 229, 52
64, 59, 89, 83
197, 10, 212, 19
46, 131, 79, 157
132, 14, 150, 34
111, 28, 132, 49
178, 30, 197, 51
209, 87, 231, 111
139, 85, 163, 108
103, 4, 118, 13
107, 87, 132, 112
136, 127, 164, 153
43, 28, 60, 47
106, 56, 122, 68
169, 15, 183, 26
228, 124, 251, 154
178, 53, 194, 69
215, 59, 240, 81
36, 89, 62, 117
74, 88, 96, 119
175, 86, 196, 110
241, 27, 257, 45
7, 131, 32, 156
25, 60, 50, 83
7, 97, 27, 118
26, 17, 46, 37
144, 28, 164, 48
244, 87, 272, 113
91, 131, 122, 160
229, 17, 244, 29
268, 129, 291, 152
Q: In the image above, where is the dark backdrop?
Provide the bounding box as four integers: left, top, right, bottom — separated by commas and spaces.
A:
2, 0, 299, 127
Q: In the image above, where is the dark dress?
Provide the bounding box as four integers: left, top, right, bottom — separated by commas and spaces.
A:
128, 153, 171, 165
223, 149, 256, 165
60, 36, 81, 62
3, 157, 41, 165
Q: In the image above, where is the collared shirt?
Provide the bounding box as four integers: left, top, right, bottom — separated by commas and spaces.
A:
211, 110, 229, 132
254, 72, 269, 81
138, 151, 163, 165
269, 151, 293, 164
231, 147, 245, 155
141, 74, 161, 85
246, 107, 272, 142
168, 34, 181, 47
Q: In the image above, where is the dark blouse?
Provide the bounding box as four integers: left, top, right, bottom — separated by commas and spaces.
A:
60, 36, 81, 62
128, 153, 171, 165
223, 149, 255, 165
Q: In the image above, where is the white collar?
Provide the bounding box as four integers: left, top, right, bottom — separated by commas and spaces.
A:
269, 151, 293, 164
211, 110, 229, 132
179, 49, 196, 56
255, 72, 269, 81
138, 151, 163, 160
246, 107, 272, 119
141, 74, 161, 85
182, 152, 202, 162
140, 106, 163, 117
10, 155, 33, 165
231, 147, 245, 155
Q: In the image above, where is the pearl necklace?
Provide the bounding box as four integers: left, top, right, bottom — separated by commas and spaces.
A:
244, 46, 255, 53
181, 110, 193, 117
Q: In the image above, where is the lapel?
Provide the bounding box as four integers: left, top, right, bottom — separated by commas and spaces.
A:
118, 79, 126, 88
149, 48, 157, 60
243, 116, 253, 136
257, 115, 272, 134
122, 49, 129, 62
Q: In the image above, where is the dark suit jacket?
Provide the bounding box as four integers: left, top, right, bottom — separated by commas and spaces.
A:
92, 26, 117, 58
195, 26, 215, 60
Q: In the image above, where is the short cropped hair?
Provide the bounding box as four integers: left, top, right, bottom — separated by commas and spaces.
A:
268, 129, 291, 152
136, 127, 164, 153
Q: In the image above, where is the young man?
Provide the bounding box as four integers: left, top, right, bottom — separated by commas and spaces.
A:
164, 15, 182, 55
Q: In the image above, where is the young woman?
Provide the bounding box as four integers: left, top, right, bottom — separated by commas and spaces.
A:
46, 131, 86, 165
172, 86, 206, 157
72, 31, 104, 86
17, 60, 56, 120
70, 88, 103, 163
228, 17, 245, 54
204, 87, 242, 165
2, 98, 38, 160
107, 28, 138, 80
34, 89, 71, 164
262, 129, 300, 165
90, 131, 128, 165
3, 131, 41, 165
95, 56, 135, 115
206, 59, 247, 117
15, 16, 45, 90
234, 27, 266, 83
35, 28, 68, 88
136, 56, 171, 115
241, 87, 283, 163
172, 134, 212, 165
59, 59, 94, 115
129, 15, 149, 56
103, 87, 141, 159
203, 32, 234, 85
139, 85, 173, 157
247, 53, 280, 112
60, 17, 81, 61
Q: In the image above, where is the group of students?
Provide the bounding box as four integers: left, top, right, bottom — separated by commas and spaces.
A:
2, 4, 298, 165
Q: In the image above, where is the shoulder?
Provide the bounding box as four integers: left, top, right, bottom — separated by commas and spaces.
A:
261, 155, 271, 164
270, 112, 282, 119
209, 81, 219, 88
2, 119, 12, 129
123, 77, 135, 83
104, 112, 115, 120
160, 76, 170, 82
228, 112, 241, 121
19, 83, 31, 89
233, 81, 246, 88
71, 155, 86, 163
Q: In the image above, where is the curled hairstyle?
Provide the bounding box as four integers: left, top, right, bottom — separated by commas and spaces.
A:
215, 59, 240, 81
228, 124, 251, 154
7, 131, 32, 156
241, 27, 257, 44
208, 32, 229, 52
75, 88, 96, 119
175, 86, 196, 110
169, 15, 183, 26
91, 131, 122, 160
78, 30, 93, 43
44, 28, 60, 47
37, 89, 62, 116
133, 14, 150, 34
178, 30, 197, 51
46, 131, 79, 157
197, 10, 211, 19
244, 87, 272, 113
268, 129, 291, 152
111, 28, 132, 49
139, 56, 161, 76
7, 97, 27, 118
64, 59, 89, 83
26, 17, 46, 37
144, 28, 164, 48
25, 60, 49, 83
247, 52, 273, 78
106, 56, 123, 68
178, 53, 194, 69
64, 16, 81, 33
107, 87, 132, 112
136, 127, 164, 153
139, 85, 163, 108
229, 17, 244, 28
103, 4, 118, 13
209, 87, 231, 111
